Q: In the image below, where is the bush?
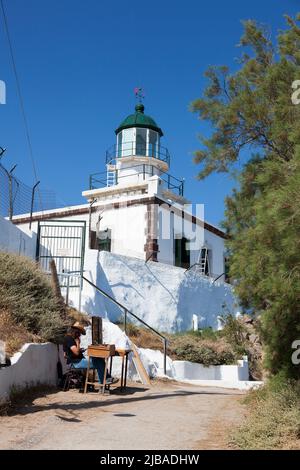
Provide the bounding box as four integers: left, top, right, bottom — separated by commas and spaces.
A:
231, 376, 300, 449
170, 337, 237, 366
0, 251, 68, 346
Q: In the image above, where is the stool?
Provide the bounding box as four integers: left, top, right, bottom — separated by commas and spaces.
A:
63, 364, 85, 392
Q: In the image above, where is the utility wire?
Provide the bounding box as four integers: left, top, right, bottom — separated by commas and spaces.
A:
0, 0, 43, 212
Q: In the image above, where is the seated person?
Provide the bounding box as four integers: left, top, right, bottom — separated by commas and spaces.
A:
63, 321, 116, 385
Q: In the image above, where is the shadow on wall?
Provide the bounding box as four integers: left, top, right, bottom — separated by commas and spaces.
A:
83, 251, 123, 321
176, 270, 239, 331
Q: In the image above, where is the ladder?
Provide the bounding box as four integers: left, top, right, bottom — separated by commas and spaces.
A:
106, 164, 116, 187
198, 247, 209, 275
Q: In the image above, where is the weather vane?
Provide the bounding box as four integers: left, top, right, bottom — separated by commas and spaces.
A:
134, 87, 145, 103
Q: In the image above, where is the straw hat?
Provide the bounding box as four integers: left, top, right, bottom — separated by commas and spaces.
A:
72, 322, 86, 335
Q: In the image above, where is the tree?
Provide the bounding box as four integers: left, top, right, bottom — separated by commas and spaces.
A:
191, 15, 300, 378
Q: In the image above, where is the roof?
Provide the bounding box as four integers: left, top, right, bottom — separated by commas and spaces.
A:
115, 103, 163, 136
11, 197, 226, 239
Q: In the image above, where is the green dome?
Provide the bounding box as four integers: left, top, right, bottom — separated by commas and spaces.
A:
115, 104, 163, 136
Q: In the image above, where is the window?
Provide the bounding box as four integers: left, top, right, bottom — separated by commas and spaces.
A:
98, 229, 111, 252
117, 132, 123, 157
136, 128, 147, 156
175, 236, 190, 269
148, 130, 158, 158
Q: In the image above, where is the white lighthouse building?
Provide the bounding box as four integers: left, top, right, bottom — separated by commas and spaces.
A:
11, 102, 237, 332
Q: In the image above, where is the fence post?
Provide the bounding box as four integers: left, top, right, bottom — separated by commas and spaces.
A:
8, 164, 17, 220
29, 181, 40, 230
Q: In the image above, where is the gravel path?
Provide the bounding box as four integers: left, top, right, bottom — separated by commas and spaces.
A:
0, 380, 244, 450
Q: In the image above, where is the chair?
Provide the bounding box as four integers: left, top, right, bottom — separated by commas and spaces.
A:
62, 362, 86, 392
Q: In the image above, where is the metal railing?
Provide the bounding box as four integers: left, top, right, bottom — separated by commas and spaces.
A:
82, 275, 168, 375
106, 141, 171, 166
89, 163, 184, 196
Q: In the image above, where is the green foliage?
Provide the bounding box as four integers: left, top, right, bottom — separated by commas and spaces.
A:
225, 152, 300, 377
179, 327, 220, 341
231, 377, 300, 449
0, 251, 68, 343
191, 14, 300, 379
170, 336, 237, 366
220, 315, 247, 355
191, 16, 300, 179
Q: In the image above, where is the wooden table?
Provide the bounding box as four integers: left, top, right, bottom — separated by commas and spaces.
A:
113, 349, 132, 392
84, 344, 115, 394
84, 345, 132, 394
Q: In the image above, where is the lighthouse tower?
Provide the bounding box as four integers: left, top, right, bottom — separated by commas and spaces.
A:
106, 102, 170, 187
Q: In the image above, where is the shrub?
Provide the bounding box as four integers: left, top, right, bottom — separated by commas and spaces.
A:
231, 376, 300, 449
170, 337, 237, 366
0, 252, 68, 345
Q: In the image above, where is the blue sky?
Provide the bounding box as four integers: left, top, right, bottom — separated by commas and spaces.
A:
0, 0, 299, 226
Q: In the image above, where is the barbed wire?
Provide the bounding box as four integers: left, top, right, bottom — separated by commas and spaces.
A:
0, 162, 58, 218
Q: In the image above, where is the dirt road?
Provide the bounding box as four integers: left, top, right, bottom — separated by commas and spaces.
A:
0, 381, 244, 450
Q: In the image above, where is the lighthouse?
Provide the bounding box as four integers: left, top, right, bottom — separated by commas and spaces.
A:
11, 98, 232, 332
107, 102, 169, 187
86, 98, 185, 202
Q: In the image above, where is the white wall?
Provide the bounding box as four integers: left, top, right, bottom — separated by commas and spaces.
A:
172, 359, 249, 382
157, 204, 225, 277
0, 215, 36, 258
0, 343, 59, 402
79, 251, 239, 332
15, 196, 226, 278
91, 203, 147, 260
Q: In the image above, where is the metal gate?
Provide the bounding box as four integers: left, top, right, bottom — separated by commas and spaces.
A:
36, 220, 86, 288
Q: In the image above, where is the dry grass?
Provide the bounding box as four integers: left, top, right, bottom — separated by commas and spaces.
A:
231, 378, 300, 449
66, 306, 90, 326
125, 322, 238, 365
0, 309, 38, 356
0, 252, 68, 343
126, 323, 166, 351
0, 252, 91, 358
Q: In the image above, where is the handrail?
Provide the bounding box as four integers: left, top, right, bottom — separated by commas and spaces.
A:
81, 275, 168, 375
105, 141, 170, 166
89, 162, 184, 196
213, 272, 225, 284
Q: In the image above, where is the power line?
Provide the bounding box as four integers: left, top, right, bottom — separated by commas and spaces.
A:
0, 0, 43, 211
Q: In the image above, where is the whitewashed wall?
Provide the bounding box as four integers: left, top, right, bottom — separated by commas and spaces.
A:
15, 196, 226, 278
0, 343, 59, 402
90, 203, 147, 260
78, 251, 239, 332
157, 204, 225, 276
0, 215, 36, 258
